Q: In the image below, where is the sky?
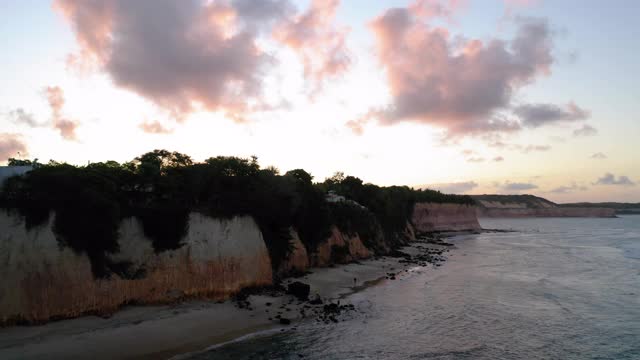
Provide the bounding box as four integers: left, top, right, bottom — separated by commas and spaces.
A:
0, 0, 638, 203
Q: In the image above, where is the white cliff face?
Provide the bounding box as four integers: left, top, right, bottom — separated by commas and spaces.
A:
0, 212, 272, 324
411, 203, 481, 233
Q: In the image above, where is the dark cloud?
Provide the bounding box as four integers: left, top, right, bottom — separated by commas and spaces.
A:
515, 102, 589, 128
594, 173, 635, 186
550, 182, 588, 193
591, 152, 607, 159
428, 181, 479, 194
573, 124, 598, 137
7, 108, 40, 127
500, 181, 538, 191
139, 120, 173, 134
232, 0, 293, 26
44, 86, 79, 140
0, 134, 28, 162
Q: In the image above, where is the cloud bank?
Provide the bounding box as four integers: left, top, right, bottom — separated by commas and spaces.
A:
594, 173, 635, 186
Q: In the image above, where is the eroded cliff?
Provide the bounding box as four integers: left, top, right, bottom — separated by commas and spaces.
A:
0, 212, 272, 324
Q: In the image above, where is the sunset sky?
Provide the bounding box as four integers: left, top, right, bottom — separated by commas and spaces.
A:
1, 0, 638, 202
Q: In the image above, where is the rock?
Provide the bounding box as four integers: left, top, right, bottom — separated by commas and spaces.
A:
308, 295, 323, 305
279, 318, 291, 325
287, 281, 311, 301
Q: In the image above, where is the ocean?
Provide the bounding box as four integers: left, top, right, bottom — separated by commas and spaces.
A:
185, 216, 640, 359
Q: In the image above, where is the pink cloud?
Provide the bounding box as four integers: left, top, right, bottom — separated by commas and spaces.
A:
139, 120, 173, 134
351, 2, 584, 139
0, 134, 28, 162
54, 0, 287, 122
44, 86, 79, 141
274, 0, 350, 97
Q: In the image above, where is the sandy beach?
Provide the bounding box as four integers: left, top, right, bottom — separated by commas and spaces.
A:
0, 239, 454, 360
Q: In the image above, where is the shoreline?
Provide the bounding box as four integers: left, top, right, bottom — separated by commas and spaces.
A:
0, 234, 464, 360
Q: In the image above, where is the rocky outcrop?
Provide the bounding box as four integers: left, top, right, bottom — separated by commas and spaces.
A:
310, 226, 373, 267
411, 202, 481, 233
0, 212, 272, 324
477, 207, 616, 218
277, 229, 309, 276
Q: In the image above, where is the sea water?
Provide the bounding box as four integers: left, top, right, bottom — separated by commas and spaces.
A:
187, 216, 640, 359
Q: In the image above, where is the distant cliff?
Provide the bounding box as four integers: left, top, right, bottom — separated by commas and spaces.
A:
412, 203, 481, 233
473, 195, 616, 218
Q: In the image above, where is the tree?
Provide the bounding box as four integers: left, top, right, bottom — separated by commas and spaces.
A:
285, 169, 313, 185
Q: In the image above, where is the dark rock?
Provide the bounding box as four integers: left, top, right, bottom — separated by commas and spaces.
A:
279, 318, 291, 325
287, 281, 311, 301
308, 295, 323, 305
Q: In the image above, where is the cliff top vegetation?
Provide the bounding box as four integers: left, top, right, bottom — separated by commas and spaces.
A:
1, 150, 472, 278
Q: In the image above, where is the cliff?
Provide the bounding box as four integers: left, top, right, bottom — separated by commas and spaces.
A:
473, 195, 616, 218
0, 212, 272, 324
476, 207, 616, 218
1, 199, 482, 324
411, 202, 481, 233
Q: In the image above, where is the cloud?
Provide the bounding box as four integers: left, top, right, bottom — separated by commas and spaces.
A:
427, 180, 479, 194
138, 120, 173, 134
466, 157, 485, 163
493, 156, 504, 162
7, 108, 40, 127
0, 134, 28, 162
500, 181, 538, 191
594, 173, 635, 186
54, 0, 293, 122
354, 3, 567, 137
549, 182, 588, 193
522, 144, 551, 153
44, 86, 79, 140
590, 152, 607, 159
573, 124, 598, 137
514, 101, 589, 128
274, 0, 351, 97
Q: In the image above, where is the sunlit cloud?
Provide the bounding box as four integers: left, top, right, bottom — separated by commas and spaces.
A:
44, 86, 79, 141
139, 120, 173, 135
274, 0, 351, 97
0, 133, 28, 162
349, 1, 584, 139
